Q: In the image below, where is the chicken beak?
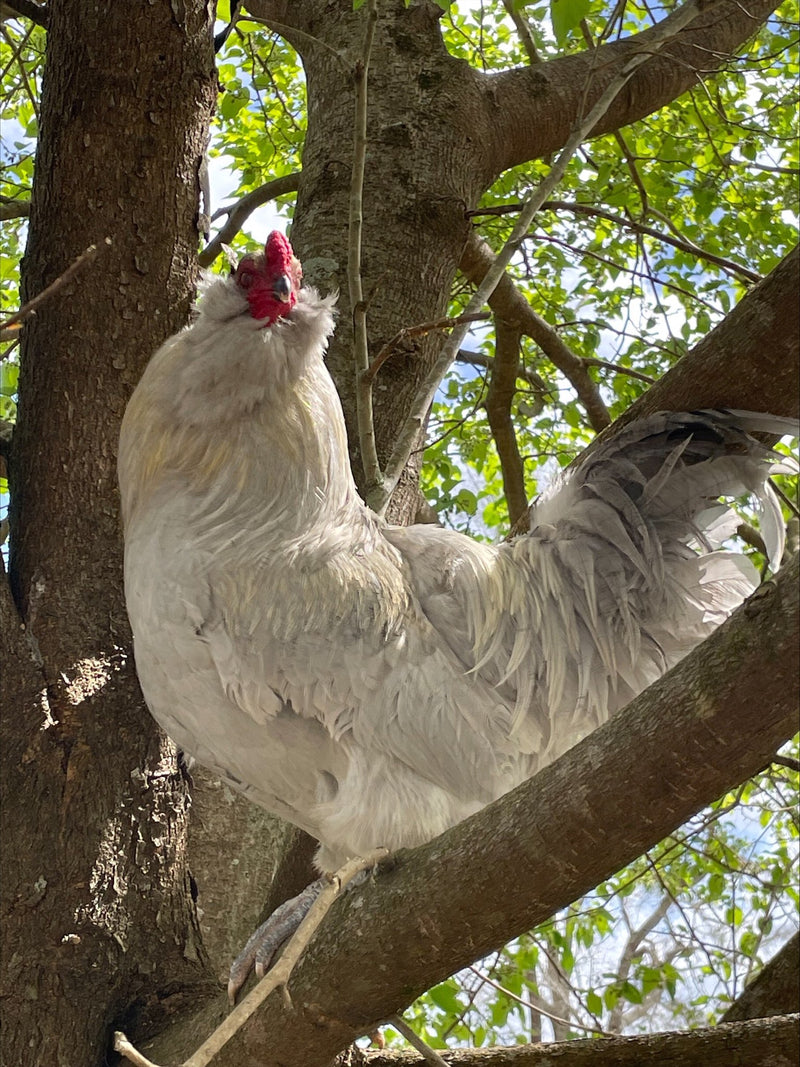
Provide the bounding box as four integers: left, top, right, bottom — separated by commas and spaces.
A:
273, 274, 293, 303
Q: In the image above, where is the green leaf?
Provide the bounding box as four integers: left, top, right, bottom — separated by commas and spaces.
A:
550, 0, 591, 46
586, 990, 603, 1016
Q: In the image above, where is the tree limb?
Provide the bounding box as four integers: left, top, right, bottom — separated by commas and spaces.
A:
483, 0, 783, 179
197, 173, 300, 268
0, 0, 48, 27
468, 200, 762, 284
459, 231, 611, 432
142, 557, 799, 1067
484, 318, 528, 526
0, 196, 31, 220
351, 1014, 799, 1066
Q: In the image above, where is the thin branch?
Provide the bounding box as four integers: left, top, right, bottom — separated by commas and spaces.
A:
198, 173, 300, 268
614, 129, 650, 214
363, 313, 491, 387
0, 239, 112, 331
113, 1032, 163, 1067
1, 21, 39, 119
387, 1015, 449, 1066
186, 849, 389, 1067
456, 348, 551, 397
459, 231, 611, 433
349, 0, 382, 507
469, 200, 762, 284
118, 850, 391, 1067
467, 965, 612, 1038
772, 754, 800, 772
501, 0, 541, 64
376, 0, 704, 513
607, 894, 672, 1032
581, 357, 656, 384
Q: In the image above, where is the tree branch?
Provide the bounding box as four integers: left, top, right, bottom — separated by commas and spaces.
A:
468, 200, 762, 284
484, 0, 783, 179
0, 0, 48, 27
0, 196, 31, 221
142, 557, 799, 1066
500, 0, 541, 65
484, 319, 528, 526
459, 231, 611, 432
197, 173, 300, 269
378, 3, 699, 510
352, 1014, 799, 1066
456, 348, 551, 398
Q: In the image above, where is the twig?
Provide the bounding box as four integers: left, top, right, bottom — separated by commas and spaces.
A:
376, 0, 707, 514
348, 0, 383, 506
0, 239, 112, 331
469, 200, 762, 284
182, 849, 389, 1067
581, 356, 656, 384
501, 0, 541, 64
364, 312, 491, 386
1, 21, 38, 120
769, 478, 800, 519
456, 348, 551, 396
467, 964, 612, 1038
198, 173, 300, 268
387, 1014, 449, 1066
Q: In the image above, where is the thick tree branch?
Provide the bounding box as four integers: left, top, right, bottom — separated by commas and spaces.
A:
459, 231, 611, 432
721, 932, 800, 1022
0, 195, 31, 220
142, 557, 799, 1067
0, 0, 48, 27
352, 1014, 799, 1066
484, 0, 782, 178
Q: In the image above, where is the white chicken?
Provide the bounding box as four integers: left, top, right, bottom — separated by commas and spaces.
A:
118, 231, 795, 995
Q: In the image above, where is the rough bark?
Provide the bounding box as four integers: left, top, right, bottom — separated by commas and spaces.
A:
721, 932, 800, 1023
1, 2, 218, 1064
353, 1014, 800, 1066
141, 556, 799, 1066
486, 0, 784, 177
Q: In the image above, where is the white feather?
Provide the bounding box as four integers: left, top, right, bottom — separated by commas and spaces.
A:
119, 275, 798, 873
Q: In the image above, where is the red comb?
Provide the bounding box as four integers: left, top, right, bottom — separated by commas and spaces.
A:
265, 231, 295, 273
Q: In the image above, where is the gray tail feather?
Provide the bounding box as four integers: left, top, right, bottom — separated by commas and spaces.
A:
536, 409, 798, 570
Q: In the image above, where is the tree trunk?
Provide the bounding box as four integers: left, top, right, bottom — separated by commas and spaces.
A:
1, 2, 218, 1063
